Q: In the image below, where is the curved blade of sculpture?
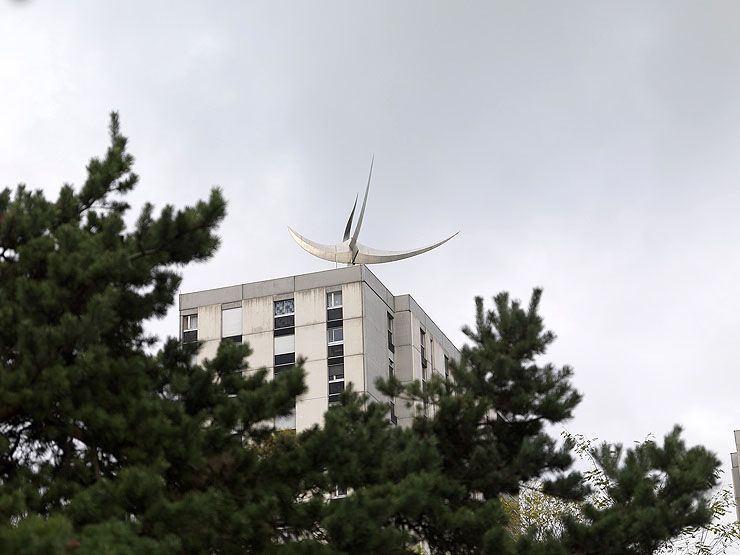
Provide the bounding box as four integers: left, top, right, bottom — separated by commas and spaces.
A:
289, 159, 457, 265
343, 195, 358, 242
350, 155, 373, 254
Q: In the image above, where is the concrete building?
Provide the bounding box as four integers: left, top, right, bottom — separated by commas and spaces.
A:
732, 430, 740, 521
179, 266, 460, 431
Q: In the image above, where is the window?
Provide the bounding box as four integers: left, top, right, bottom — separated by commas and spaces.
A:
327, 306, 345, 406
327, 290, 342, 308
388, 359, 394, 380
274, 299, 295, 334
274, 299, 294, 316
183, 314, 198, 330
327, 327, 344, 345
221, 307, 241, 341
387, 313, 394, 352
328, 344, 344, 358
444, 355, 450, 380
274, 334, 295, 376
389, 401, 397, 425
328, 378, 345, 406
329, 363, 344, 382
182, 314, 198, 343
274, 334, 295, 355
420, 329, 427, 368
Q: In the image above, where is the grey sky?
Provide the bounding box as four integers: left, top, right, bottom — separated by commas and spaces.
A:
1, 0, 739, 526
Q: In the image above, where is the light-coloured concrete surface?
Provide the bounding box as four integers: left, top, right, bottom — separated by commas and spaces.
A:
180, 284, 242, 310
296, 323, 327, 363
295, 265, 362, 291
295, 287, 327, 327
343, 317, 364, 357
297, 397, 328, 433
344, 354, 365, 393
197, 304, 222, 342
393, 310, 413, 348
243, 331, 273, 370
181, 266, 460, 431
243, 276, 295, 300
342, 281, 364, 319
361, 282, 392, 402
195, 339, 220, 365
243, 297, 273, 334
300, 359, 329, 401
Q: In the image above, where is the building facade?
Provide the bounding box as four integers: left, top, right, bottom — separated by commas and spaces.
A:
179, 266, 460, 431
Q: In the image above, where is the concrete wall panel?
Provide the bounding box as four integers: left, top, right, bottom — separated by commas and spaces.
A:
244, 331, 273, 370
296, 323, 326, 362
342, 282, 364, 319
360, 282, 392, 402
243, 297, 273, 335
344, 354, 365, 394
180, 284, 242, 310
299, 359, 328, 402
296, 397, 328, 433
295, 266, 361, 291
343, 317, 363, 357
242, 276, 294, 300
296, 287, 326, 327
196, 339, 219, 365
393, 344, 415, 383
393, 310, 412, 347
197, 305, 222, 342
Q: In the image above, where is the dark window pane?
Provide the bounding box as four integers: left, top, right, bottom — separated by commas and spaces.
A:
328, 355, 343, 367
274, 364, 294, 377
327, 344, 344, 358
328, 363, 344, 380
223, 335, 242, 343
329, 381, 345, 395
328, 393, 342, 405
274, 353, 295, 366
327, 317, 343, 329
327, 307, 343, 322
274, 315, 295, 330
274, 326, 295, 337
183, 330, 198, 343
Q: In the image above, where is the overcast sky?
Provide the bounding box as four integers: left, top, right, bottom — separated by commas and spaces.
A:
1, 0, 738, 524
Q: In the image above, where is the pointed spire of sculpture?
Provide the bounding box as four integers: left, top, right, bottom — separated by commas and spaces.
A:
288, 158, 457, 265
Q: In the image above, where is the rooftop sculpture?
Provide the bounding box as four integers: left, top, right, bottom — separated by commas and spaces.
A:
288, 158, 458, 265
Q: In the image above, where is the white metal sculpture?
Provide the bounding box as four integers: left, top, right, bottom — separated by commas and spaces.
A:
288, 158, 458, 265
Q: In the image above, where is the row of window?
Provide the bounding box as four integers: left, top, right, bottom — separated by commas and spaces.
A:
327, 291, 345, 407
183, 293, 453, 422
183, 293, 345, 342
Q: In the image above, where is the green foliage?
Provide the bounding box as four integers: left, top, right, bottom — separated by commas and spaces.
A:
0, 115, 723, 553
514, 432, 739, 554
0, 114, 306, 553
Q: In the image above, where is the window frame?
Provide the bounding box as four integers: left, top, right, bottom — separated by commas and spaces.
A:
327, 290, 343, 309
327, 326, 344, 345
274, 299, 295, 317
183, 314, 198, 331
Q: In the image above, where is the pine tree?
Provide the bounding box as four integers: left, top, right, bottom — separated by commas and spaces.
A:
299, 292, 721, 554
0, 115, 721, 553
0, 114, 306, 553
